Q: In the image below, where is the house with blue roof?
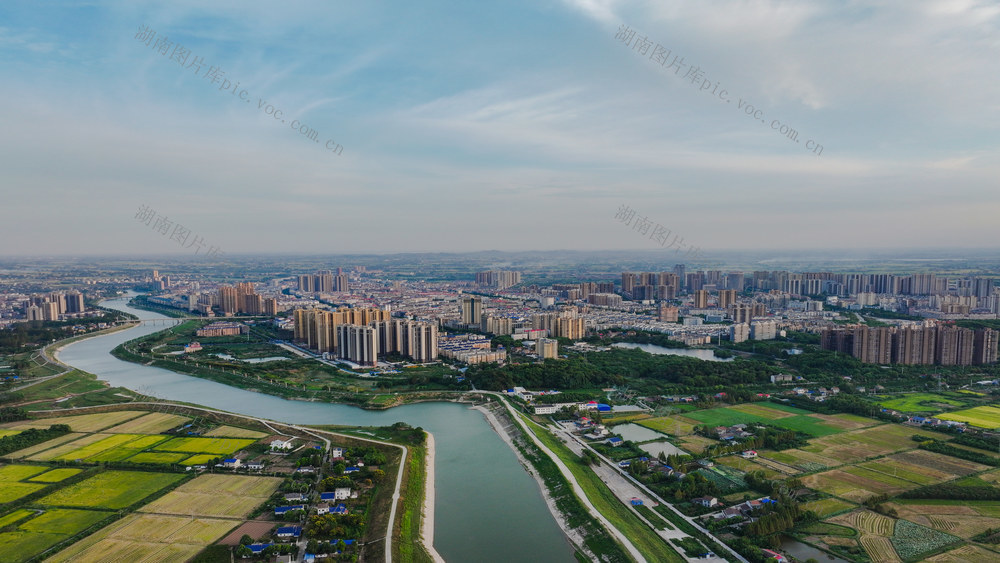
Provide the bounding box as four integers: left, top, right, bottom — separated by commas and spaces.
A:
274, 505, 305, 516
344, 466, 360, 473
276, 525, 302, 539
606, 437, 623, 447
248, 543, 272, 554
330, 503, 348, 515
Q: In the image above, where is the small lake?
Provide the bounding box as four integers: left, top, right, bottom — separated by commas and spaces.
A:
612, 343, 733, 361
779, 536, 851, 563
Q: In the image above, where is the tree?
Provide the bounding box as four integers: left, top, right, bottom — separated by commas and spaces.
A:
239, 534, 253, 546
235, 545, 252, 558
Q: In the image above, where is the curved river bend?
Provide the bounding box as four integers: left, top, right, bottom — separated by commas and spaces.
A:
58, 298, 574, 563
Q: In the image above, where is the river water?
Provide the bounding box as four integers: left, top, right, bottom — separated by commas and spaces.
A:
58, 297, 575, 562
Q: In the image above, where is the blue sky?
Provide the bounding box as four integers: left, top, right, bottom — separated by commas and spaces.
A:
2, 0, 998, 257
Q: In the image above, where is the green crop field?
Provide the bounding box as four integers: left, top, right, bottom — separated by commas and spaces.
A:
19, 508, 109, 535
939, 405, 1000, 429
29, 468, 84, 483
0, 509, 110, 563
0, 465, 50, 482
0, 482, 47, 504
153, 437, 255, 455
878, 393, 964, 413
685, 406, 843, 437
126, 452, 188, 464
51, 434, 145, 462
0, 509, 35, 528
39, 471, 186, 509
180, 454, 218, 465
0, 530, 67, 562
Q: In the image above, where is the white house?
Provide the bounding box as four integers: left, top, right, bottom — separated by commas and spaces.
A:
330, 447, 344, 459
270, 438, 294, 450
334, 487, 351, 500
316, 503, 330, 515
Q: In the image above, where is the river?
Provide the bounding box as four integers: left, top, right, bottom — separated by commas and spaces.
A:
57, 297, 575, 562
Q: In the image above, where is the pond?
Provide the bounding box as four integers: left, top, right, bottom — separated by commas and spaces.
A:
612, 342, 733, 361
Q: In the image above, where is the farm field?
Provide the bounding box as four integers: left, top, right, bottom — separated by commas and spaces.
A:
926, 544, 1000, 562
801, 498, 855, 518
0, 464, 50, 481
857, 456, 957, 486
877, 393, 965, 413
678, 435, 716, 453
890, 519, 961, 561
2, 411, 145, 433
636, 415, 699, 436
103, 412, 190, 434
25, 433, 111, 462
28, 468, 83, 483
0, 482, 47, 504
938, 405, 1000, 429
46, 513, 239, 563
139, 474, 281, 518
683, 403, 847, 437
0, 508, 110, 563
804, 470, 906, 502
52, 434, 167, 462
798, 423, 924, 463
203, 425, 267, 439
153, 436, 256, 455
889, 499, 1000, 538
38, 470, 186, 509
6, 432, 87, 459
0, 509, 35, 528
892, 449, 988, 476
714, 455, 784, 478
180, 454, 217, 465
760, 449, 831, 472
127, 452, 188, 464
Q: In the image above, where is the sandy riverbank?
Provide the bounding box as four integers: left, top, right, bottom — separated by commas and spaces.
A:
421, 431, 445, 562
472, 403, 589, 558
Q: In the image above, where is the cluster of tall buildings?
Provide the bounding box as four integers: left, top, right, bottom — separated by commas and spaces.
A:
25, 291, 86, 321
729, 321, 778, 343
475, 270, 522, 290
297, 269, 350, 293
217, 283, 278, 316
621, 271, 681, 301
821, 325, 999, 366
293, 307, 437, 366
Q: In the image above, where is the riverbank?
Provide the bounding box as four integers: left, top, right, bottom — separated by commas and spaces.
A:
421, 431, 445, 563
473, 402, 589, 558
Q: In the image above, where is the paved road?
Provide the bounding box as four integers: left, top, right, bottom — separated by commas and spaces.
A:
555, 422, 749, 563
496, 396, 648, 563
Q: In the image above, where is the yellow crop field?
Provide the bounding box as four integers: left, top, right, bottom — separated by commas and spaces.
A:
203, 425, 267, 439
6, 433, 86, 459
25, 433, 109, 461
637, 416, 698, 436
153, 437, 255, 455
103, 413, 190, 434
938, 405, 1000, 429
860, 535, 900, 563
139, 475, 281, 518
4, 411, 145, 433
0, 465, 50, 481
51, 434, 148, 462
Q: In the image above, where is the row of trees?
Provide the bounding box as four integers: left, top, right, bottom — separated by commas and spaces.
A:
0, 424, 71, 456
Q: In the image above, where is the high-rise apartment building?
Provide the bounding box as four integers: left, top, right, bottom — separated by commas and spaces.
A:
65, 291, 85, 313
658, 304, 679, 322
718, 290, 737, 309
476, 271, 522, 290
693, 290, 709, 309
461, 296, 483, 325
336, 324, 379, 366
536, 338, 558, 359
730, 323, 750, 343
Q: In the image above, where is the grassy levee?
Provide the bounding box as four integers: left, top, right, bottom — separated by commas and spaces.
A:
509, 419, 631, 562
395, 442, 432, 563
520, 416, 684, 563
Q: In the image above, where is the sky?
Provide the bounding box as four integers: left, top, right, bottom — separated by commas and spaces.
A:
1, 0, 999, 258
